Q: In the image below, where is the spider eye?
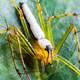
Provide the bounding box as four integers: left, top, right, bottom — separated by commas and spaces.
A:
19, 2, 23, 6
45, 45, 52, 53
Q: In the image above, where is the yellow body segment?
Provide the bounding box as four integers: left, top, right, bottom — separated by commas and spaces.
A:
33, 41, 55, 64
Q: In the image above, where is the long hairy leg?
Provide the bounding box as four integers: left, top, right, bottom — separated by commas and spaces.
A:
16, 35, 31, 80
9, 41, 23, 80
47, 13, 79, 22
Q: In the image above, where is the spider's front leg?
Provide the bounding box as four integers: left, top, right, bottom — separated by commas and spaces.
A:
36, 0, 46, 33
47, 12, 79, 22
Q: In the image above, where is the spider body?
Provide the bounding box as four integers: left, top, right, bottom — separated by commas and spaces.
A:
20, 2, 53, 64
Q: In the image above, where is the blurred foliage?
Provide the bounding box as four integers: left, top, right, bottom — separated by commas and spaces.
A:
0, 0, 80, 80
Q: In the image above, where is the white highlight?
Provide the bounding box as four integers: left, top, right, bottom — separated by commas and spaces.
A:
38, 39, 52, 49
21, 3, 45, 39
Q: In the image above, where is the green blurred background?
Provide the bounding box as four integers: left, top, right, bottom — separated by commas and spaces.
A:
0, 0, 80, 80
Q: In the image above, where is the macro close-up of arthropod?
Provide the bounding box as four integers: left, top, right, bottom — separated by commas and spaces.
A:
0, 0, 80, 80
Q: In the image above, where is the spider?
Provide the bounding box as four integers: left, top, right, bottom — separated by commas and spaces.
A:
0, 0, 80, 80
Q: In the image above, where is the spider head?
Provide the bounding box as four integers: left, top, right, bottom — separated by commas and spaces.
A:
38, 39, 52, 53
45, 45, 52, 54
